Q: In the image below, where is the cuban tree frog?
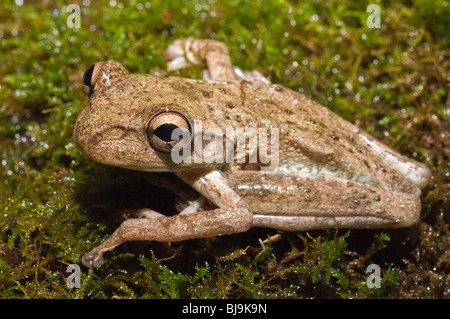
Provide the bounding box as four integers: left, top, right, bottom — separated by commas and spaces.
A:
73, 39, 430, 267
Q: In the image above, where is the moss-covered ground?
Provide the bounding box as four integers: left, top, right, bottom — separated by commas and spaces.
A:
0, 0, 448, 298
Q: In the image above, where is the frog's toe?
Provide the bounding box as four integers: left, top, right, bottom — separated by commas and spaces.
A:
166, 56, 189, 71
82, 252, 104, 268
164, 39, 199, 71
128, 208, 166, 220
233, 67, 272, 84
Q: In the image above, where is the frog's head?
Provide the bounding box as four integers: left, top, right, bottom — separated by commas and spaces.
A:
73, 60, 212, 172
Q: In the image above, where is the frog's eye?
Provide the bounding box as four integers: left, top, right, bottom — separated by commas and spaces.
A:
83, 62, 105, 97
147, 111, 192, 152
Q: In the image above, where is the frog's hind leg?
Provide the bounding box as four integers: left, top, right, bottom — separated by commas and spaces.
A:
165, 39, 272, 84
355, 130, 431, 191
226, 171, 422, 232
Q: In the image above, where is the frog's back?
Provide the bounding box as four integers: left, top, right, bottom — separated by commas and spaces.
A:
168, 77, 424, 194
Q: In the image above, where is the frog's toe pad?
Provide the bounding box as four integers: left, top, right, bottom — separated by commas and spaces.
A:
82, 253, 104, 268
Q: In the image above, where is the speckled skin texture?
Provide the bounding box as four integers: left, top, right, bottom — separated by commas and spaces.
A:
73, 39, 430, 267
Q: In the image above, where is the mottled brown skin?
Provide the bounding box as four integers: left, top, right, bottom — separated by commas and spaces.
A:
73, 39, 430, 267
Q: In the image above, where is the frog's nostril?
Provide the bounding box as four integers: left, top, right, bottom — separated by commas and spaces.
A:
90, 132, 103, 143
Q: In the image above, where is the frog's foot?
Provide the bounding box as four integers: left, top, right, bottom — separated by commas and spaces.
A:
148, 173, 202, 206
82, 205, 253, 267
128, 208, 166, 220
177, 196, 213, 214
82, 208, 167, 267
233, 67, 272, 84
82, 253, 104, 268
165, 39, 201, 71
165, 39, 237, 81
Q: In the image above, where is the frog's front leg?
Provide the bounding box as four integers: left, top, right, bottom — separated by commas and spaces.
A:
146, 173, 211, 214
82, 204, 252, 267
82, 170, 253, 267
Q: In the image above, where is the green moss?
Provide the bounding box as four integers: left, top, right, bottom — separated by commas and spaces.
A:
0, 0, 448, 299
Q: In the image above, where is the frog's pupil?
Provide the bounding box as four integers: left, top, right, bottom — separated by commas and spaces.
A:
154, 123, 179, 142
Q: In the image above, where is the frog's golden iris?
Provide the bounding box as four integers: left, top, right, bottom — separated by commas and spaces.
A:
147, 110, 192, 152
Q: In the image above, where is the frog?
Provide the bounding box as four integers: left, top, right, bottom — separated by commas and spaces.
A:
73, 39, 431, 267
